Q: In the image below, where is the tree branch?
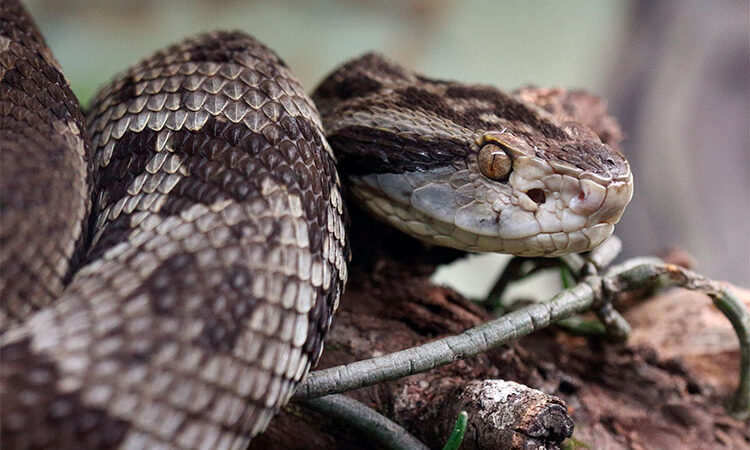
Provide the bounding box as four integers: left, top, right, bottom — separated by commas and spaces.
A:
294, 279, 600, 400
294, 260, 750, 420
299, 395, 431, 450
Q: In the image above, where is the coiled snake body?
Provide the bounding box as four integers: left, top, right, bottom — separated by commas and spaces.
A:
0, 1, 632, 448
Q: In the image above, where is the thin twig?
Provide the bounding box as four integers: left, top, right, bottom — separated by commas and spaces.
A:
594, 301, 631, 342
712, 288, 750, 419
293, 278, 601, 400
299, 394, 430, 450
294, 260, 750, 420
604, 263, 750, 419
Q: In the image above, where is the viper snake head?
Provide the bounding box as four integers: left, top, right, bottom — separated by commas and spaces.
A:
314, 53, 633, 257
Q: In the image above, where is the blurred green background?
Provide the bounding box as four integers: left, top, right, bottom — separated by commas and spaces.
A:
23, 0, 749, 290
25, 0, 625, 106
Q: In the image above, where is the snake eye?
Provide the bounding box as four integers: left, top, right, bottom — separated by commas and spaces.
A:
478, 143, 512, 181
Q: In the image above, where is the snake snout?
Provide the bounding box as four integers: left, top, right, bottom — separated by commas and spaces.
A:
568, 179, 606, 216
544, 164, 633, 229
589, 172, 634, 224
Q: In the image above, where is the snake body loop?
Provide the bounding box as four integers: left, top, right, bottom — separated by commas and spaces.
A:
0, 1, 632, 447
0, 0, 90, 331
2, 4, 347, 447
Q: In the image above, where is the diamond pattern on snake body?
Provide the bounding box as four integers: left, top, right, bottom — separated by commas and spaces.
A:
1, 26, 348, 449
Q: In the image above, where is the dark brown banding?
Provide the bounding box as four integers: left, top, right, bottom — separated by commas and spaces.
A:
140, 252, 259, 353
0, 0, 91, 329
555, 141, 629, 178
328, 125, 468, 174
3, 27, 349, 447
1, 339, 130, 449
313, 52, 411, 111
314, 52, 629, 179
90, 31, 347, 442
386, 84, 566, 142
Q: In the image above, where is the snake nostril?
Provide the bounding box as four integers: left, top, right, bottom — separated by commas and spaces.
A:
527, 188, 546, 205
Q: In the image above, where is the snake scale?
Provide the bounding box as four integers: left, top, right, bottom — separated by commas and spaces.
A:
0, 1, 632, 448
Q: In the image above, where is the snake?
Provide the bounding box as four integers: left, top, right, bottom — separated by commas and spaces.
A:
0, 1, 632, 448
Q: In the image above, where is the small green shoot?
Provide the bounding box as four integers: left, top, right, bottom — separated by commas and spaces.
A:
560, 263, 576, 289
441, 410, 468, 450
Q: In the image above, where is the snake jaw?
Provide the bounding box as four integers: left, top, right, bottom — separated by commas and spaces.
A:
346, 134, 634, 257
345, 139, 632, 257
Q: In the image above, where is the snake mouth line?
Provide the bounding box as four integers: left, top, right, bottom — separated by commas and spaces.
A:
356, 185, 617, 257
352, 176, 627, 258
462, 222, 616, 256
